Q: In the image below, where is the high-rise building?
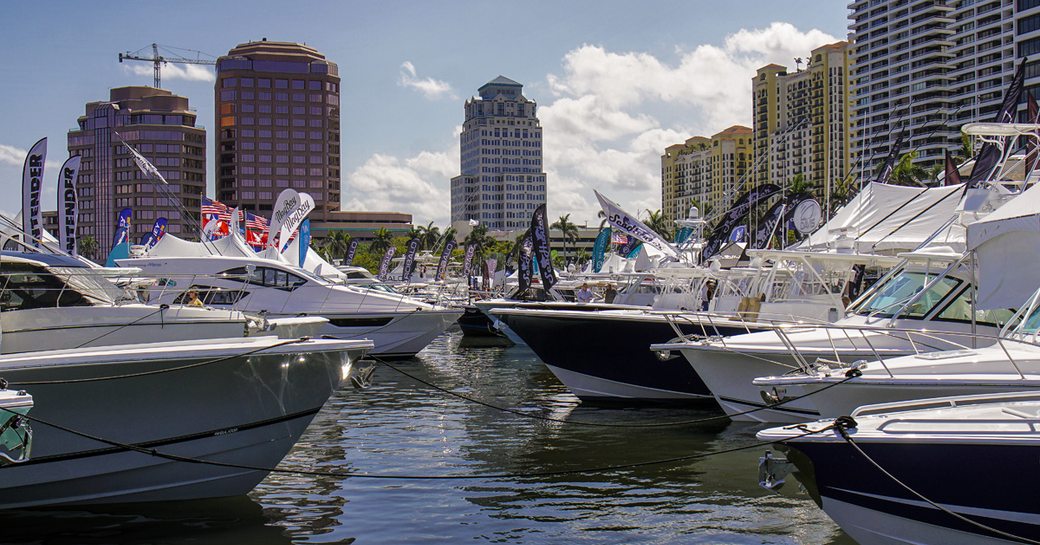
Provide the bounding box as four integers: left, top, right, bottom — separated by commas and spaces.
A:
848, 0, 1040, 175
450, 76, 546, 231
662, 136, 710, 220
753, 41, 852, 205
214, 40, 341, 219
67, 86, 205, 257
661, 126, 753, 217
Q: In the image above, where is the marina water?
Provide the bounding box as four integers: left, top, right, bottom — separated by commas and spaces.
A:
0, 329, 852, 544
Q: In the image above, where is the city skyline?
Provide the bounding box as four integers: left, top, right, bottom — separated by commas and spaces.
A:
0, 1, 846, 229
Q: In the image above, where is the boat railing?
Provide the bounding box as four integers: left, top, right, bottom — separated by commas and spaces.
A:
761, 322, 1033, 379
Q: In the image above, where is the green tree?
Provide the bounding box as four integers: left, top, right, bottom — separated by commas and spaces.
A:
436, 226, 457, 253
369, 227, 394, 253
79, 235, 99, 262
317, 230, 351, 262
417, 221, 440, 251
406, 225, 423, 242
643, 209, 673, 240
463, 224, 498, 264
890, 151, 929, 186
550, 214, 579, 258
788, 173, 814, 197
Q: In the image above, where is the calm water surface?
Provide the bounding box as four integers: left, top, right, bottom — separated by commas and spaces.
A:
0, 329, 853, 544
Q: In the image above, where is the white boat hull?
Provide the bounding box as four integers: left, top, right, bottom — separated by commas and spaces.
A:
676, 347, 822, 422
312, 309, 461, 358
0, 337, 370, 508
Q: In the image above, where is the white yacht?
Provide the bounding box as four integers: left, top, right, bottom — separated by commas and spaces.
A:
1, 251, 323, 353
654, 174, 1029, 422
0, 334, 373, 508
121, 235, 461, 358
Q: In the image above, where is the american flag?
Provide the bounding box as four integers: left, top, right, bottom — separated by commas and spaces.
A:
201, 198, 274, 248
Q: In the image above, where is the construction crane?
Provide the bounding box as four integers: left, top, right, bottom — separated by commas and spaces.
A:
118, 43, 217, 88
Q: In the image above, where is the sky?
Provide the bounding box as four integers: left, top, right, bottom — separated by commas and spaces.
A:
0, 1, 848, 229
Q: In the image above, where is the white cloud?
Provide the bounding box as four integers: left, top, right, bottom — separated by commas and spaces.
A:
346, 22, 838, 227
0, 144, 24, 168
398, 61, 456, 100
123, 63, 215, 83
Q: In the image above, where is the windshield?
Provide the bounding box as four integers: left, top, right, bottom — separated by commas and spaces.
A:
854, 271, 961, 319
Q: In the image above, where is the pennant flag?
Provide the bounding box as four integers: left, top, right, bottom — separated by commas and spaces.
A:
594, 190, 678, 258
592, 227, 611, 273
121, 137, 166, 184
141, 217, 168, 249
702, 183, 782, 261
875, 131, 904, 184
344, 238, 360, 266
268, 188, 315, 251
57, 155, 81, 256
435, 238, 456, 281
401, 237, 420, 282
968, 59, 1027, 187
1025, 93, 1039, 173
944, 149, 962, 187
673, 225, 693, 245
106, 208, 132, 267
530, 203, 557, 290
377, 246, 396, 279
462, 242, 477, 277
752, 202, 785, 250
517, 231, 533, 294
22, 137, 47, 247
298, 218, 311, 268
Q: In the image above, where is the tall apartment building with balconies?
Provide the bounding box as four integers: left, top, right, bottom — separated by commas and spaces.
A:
848, 0, 1040, 177
214, 40, 341, 219
661, 126, 753, 217
67, 86, 205, 257
450, 76, 546, 231
753, 42, 852, 205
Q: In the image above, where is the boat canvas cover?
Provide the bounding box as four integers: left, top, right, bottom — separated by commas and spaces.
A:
146, 231, 256, 258
967, 182, 1040, 309
281, 234, 346, 280
796, 183, 965, 254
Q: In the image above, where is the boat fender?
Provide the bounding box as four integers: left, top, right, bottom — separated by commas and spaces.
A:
845, 368, 863, 378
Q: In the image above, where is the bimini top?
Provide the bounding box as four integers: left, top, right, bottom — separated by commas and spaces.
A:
795, 182, 965, 254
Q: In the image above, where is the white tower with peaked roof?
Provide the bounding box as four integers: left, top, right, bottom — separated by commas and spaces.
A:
450, 76, 546, 231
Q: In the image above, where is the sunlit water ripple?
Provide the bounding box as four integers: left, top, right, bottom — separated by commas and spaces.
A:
0, 328, 853, 544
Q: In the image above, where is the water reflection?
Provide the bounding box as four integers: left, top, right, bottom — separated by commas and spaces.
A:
8, 329, 852, 544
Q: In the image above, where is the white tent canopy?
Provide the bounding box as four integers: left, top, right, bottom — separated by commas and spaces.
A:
796, 182, 965, 254
967, 183, 1040, 309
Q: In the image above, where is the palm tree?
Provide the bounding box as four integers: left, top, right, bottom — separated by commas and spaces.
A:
436, 226, 457, 253
318, 230, 351, 262
550, 214, 579, 259
787, 173, 814, 197
406, 225, 423, 242
890, 151, 929, 186
370, 227, 394, 253
79, 235, 99, 262
463, 224, 498, 265
687, 198, 714, 219
643, 209, 673, 240
418, 221, 440, 251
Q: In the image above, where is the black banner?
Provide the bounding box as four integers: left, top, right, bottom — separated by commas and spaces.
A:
968, 59, 1027, 187
530, 204, 557, 290
702, 184, 781, 261
377, 246, 395, 279
401, 237, 420, 282
517, 230, 533, 295
751, 201, 786, 250
344, 239, 359, 266
944, 149, 962, 186
435, 238, 456, 281
875, 131, 905, 184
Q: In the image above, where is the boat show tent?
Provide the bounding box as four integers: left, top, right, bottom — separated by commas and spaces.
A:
795, 183, 965, 254
966, 182, 1040, 310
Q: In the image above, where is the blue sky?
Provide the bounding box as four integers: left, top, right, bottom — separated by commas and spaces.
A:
0, 1, 848, 227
